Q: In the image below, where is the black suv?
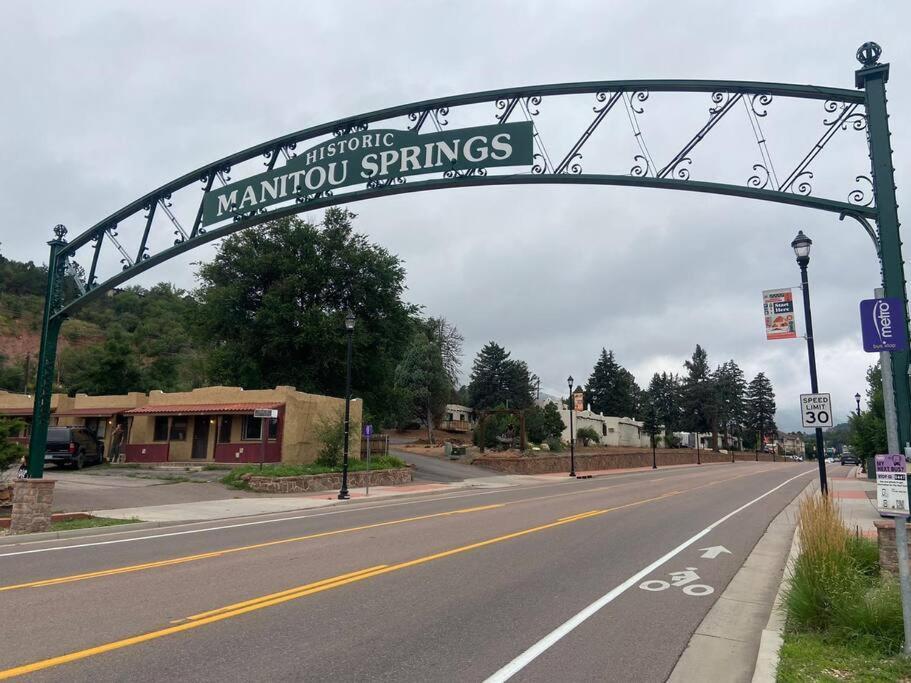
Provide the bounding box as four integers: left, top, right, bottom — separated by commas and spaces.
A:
44, 427, 104, 469
840, 453, 860, 466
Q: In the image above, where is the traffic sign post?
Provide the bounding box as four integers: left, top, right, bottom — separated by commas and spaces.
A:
875, 454, 911, 655
253, 409, 278, 471
800, 392, 831, 495
800, 393, 833, 428
364, 424, 373, 495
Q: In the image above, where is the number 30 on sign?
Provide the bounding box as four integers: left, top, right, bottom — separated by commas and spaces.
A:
800, 393, 833, 428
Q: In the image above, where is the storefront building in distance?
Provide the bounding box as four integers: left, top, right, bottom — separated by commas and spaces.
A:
0, 386, 360, 466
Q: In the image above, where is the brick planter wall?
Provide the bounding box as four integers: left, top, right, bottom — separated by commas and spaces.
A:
244, 467, 412, 493
875, 519, 911, 575
471, 449, 783, 475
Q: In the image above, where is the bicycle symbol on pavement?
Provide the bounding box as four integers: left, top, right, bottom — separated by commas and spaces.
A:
638, 567, 714, 597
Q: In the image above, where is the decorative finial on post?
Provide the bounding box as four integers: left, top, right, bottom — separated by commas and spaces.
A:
856, 42, 882, 67
52, 224, 68, 240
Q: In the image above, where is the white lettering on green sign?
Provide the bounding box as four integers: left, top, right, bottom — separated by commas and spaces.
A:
202, 122, 534, 225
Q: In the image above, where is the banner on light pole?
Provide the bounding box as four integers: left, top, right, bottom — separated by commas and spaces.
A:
763, 289, 797, 340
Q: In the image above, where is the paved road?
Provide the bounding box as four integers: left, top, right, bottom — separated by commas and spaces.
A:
0, 461, 844, 682
38, 469, 266, 513
393, 448, 504, 483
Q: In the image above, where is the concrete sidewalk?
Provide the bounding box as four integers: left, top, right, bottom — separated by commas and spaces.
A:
832, 465, 881, 536
91, 481, 462, 522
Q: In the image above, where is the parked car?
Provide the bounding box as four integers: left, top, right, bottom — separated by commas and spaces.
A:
44, 427, 104, 469
840, 453, 860, 466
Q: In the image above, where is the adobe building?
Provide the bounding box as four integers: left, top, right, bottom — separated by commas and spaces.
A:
1, 386, 361, 466
123, 386, 361, 465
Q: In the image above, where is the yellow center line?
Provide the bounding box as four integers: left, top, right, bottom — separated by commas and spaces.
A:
0, 504, 504, 593
0, 464, 774, 595
0, 485, 689, 680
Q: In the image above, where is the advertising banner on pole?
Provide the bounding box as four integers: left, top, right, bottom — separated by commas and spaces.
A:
763, 289, 797, 340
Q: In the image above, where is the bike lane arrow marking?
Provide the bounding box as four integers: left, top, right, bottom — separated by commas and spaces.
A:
698, 545, 731, 559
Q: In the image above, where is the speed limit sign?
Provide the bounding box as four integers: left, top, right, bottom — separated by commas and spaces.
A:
800, 393, 833, 428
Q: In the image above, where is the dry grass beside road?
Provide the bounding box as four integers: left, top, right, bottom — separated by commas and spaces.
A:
778, 494, 910, 682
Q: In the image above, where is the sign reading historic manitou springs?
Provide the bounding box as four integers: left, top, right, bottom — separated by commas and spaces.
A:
202, 122, 535, 226
763, 288, 797, 340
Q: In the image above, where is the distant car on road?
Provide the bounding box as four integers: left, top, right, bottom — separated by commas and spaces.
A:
840, 453, 860, 466
44, 427, 104, 469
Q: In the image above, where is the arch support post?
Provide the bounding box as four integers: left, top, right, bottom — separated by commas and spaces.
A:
857, 53, 911, 451
26, 229, 67, 479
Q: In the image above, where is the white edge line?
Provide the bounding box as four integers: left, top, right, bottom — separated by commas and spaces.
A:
0, 462, 750, 559
483, 468, 814, 683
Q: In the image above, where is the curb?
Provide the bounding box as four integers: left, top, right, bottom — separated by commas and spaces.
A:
751, 507, 802, 682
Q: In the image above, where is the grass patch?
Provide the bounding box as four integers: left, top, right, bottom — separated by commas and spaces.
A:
202, 464, 232, 471
779, 493, 908, 680
777, 632, 911, 682
222, 455, 406, 490
50, 516, 140, 531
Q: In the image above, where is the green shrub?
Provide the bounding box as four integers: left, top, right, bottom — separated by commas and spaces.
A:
784, 494, 903, 656
314, 415, 360, 468
0, 417, 26, 471
546, 436, 564, 453
576, 426, 600, 446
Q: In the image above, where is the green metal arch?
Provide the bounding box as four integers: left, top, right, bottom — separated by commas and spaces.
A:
58, 78, 866, 258
54, 172, 876, 319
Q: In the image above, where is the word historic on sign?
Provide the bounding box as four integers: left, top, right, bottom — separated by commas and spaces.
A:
202, 122, 535, 225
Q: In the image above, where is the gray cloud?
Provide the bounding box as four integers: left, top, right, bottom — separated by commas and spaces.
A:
1, 0, 908, 430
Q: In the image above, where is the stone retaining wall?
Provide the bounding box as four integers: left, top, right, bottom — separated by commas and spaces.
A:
874, 519, 910, 575
472, 449, 779, 475
9, 479, 56, 534
243, 467, 412, 493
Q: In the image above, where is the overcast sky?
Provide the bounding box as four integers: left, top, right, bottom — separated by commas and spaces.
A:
2, 1, 910, 431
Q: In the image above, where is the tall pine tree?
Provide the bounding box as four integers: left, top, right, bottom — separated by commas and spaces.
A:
712, 360, 746, 450
467, 342, 534, 410
585, 348, 640, 417
746, 372, 777, 452
683, 344, 714, 443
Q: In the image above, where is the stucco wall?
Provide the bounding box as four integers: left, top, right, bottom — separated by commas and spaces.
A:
125, 386, 361, 465
558, 409, 654, 448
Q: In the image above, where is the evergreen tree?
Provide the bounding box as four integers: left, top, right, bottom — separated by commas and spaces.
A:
712, 360, 747, 450
542, 401, 566, 440
649, 371, 683, 438
849, 363, 887, 461
467, 342, 534, 410
585, 348, 640, 418
641, 379, 662, 450
394, 333, 451, 444
745, 372, 777, 451
683, 344, 714, 440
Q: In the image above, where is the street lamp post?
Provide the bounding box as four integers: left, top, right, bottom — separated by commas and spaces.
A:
855, 392, 862, 416
567, 376, 576, 478
792, 230, 828, 496
338, 311, 356, 501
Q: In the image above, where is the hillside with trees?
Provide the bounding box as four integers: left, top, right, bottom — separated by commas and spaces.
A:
0, 211, 462, 428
